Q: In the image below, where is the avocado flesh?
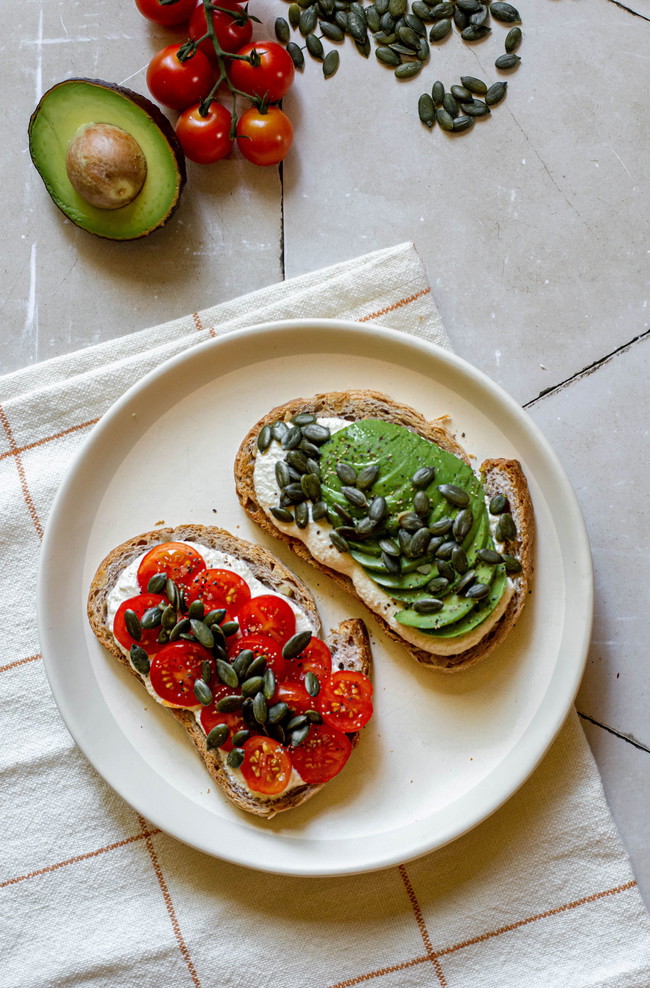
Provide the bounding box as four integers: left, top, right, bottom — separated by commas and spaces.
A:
29, 79, 185, 240
319, 419, 506, 639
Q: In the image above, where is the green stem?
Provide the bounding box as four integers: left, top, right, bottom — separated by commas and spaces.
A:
197, 0, 262, 118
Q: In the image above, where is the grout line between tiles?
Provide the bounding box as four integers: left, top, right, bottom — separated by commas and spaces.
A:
607, 0, 650, 20
279, 160, 286, 281
578, 711, 650, 754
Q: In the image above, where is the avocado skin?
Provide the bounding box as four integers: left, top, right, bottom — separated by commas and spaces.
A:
28, 78, 187, 241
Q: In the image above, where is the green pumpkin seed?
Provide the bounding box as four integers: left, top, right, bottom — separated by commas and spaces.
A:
437, 559, 456, 582
287, 41, 305, 69
417, 36, 430, 60
226, 747, 245, 769
413, 490, 431, 516
453, 115, 474, 132
366, 6, 381, 31
282, 629, 313, 659
294, 501, 310, 529
490, 1, 520, 22
477, 547, 504, 564
450, 83, 472, 101
288, 2, 301, 27
405, 11, 426, 33
147, 572, 167, 595
306, 709, 323, 723
438, 483, 470, 506
470, 4, 488, 26
336, 462, 357, 485
408, 526, 432, 557
141, 606, 162, 630
186, 601, 203, 622
496, 512, 517, 541
399, 24, 421, 47
283, 427, 303, 451
460, 99, 490, 116
269, 701, 289, 724
190, 619, 214, 648
381, 550, 401, 574
489, 492, 509, 514
466, 582, 490, 600
356, 463, 380, 490
461, 24, 490, 40
451, 545, 469, 573
343, 486, 367, 507
275, 16, 291, 43
391, 42, 418, 54
330, 531, 350, 553
166, 579, 180, 610
436, 106, 454, 130
206, 723, 230, 749
321, 20, 345, 40
379, 537, 401, 556
292, 412, 316, 426
312, 501, 329, 521
231, 729, 251, 747
413, 598, 444, 613
412, 465, 436, 488
282, 483, 307, 503
502, 554, 523, 573
429, 516, 453, 536
323, 49, 340, 76
429, 18, 451, 40
453, 508, 474, 540
301, 473, 321, 502
216, 694, 245, 713
460, 75, 487, 95
216, 659, 239, 688
306, 32, 325, 57
431, 79, 444, 104
220, 621, 238, 637
290, 723, 311, 746
505, 26, 522, 52
299, 5, 318, 33
201, 659, 212, 683
302, 423, 331, 444
129, 644, 150, 676
287, 449, 310, 473
456, 570, 477, 594
161, 604, 177, 631
347, 7, 368, 41
124, 609, 142, 641
443, 92, 459, 116
263, 667, 276, 700
271, 505, 294, 523
436, 539, 456, 559
427, 576, 449, 595
495, 52, 520, 69
375, 0, 389, 13
367, 496, 386, 523
194, 679, 213, 706
241, 675, 264, 697
204, 608, 227, 627
253, 692, 268, 724
271, 421, 288, 441
412, 1, 433, 20
430, 1, 453, 16
394, 57, 421, 78
388, 0, 407, 15
287, 714, 309, 731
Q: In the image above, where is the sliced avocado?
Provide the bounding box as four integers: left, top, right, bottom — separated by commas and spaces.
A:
424, 568, 508, 639
28, 78, 186, 240
393, 560, 497, 629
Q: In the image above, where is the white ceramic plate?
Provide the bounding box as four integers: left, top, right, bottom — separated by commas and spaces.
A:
38, 320, 592, 877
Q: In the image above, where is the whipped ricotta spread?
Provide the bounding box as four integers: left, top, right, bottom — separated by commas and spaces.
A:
106, 541, 319, 799
253, 417, 515, 657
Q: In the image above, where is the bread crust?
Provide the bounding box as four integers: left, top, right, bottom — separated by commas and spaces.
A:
234, 391, 535, 672
87, 524, 372, 818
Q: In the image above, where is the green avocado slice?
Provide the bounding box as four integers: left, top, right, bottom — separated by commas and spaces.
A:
424, 567, 508, 639
28, 78, 186, 240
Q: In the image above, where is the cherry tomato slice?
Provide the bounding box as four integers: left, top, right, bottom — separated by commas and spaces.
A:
235, 594, 296, 644
284, 635, 332, 685
137, 541, 206, 593
135, 0, 197, 27
318, 671, 374, 732
289, 724, 352, 784
200, 684, 245, 751
185, 567, 251, 613
274, 680, 313, 714
113, 593, 167, 656
227, 633, 289, 679
146, 44, 216, 112
149, 641, 213, 707
228, 41, 295, 103
189, 0, 253, 59
240, 736, 292, 795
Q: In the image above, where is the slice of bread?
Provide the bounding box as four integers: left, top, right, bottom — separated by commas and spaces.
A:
234, 391, 535, 673
87, 524, 372, 818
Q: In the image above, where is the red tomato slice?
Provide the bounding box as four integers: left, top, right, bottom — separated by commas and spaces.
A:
274, 680, 313, 714
235, 594, 296, 644
227, 633, 289, 679
284, 635, 332, 685
149, 641, 213, 707
137, 542, 206, 593
289, 724, 352, 784
200, 684, 245, 751
317, 671, 374, 732
185, 568, 251, 614
240, 736, 292, 795
113, 593, 167, 656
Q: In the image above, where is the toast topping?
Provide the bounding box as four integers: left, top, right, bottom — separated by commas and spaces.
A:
253, 415, 523, 656
105, 540, 373, 797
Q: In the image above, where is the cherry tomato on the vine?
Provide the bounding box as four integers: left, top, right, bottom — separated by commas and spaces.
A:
228, 41, 295, 103
135, 0, 197, 27
189, 0, 253, 59
146, 44, 216, 111
236, 106, 293, 166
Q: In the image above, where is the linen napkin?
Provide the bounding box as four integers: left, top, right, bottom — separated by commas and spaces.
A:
1, 241, 649, 988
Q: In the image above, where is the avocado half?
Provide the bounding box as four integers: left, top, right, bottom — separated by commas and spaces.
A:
28, 78, 187, 241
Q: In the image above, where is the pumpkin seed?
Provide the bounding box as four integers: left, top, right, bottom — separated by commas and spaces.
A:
451, 545, 469, 573
342, 486, 367, 507
430, 1, 453, 16
306, 32, 325, 58
323, 49, 340, 76
451, 83, 472, 101
376, 0, 389, 13
147, 572, 167, 595
357, 463, 380, 490
453, 115, 474, 132
398, 529, 413, 554
302, 423, 331, 444
294, 501, 310, 529
379, 537, 401, 556
217, 693, 245, 712
274, 14, 291, 42
412, 1, 433, 19
283, 426, 303, 450
495, 52, 520, 69
169, 617, 190, 642
460, 75, 487, 94
241, 675, 264, 697
141, 606, 162, 630
299, 5, 318, 33
438, 483, 470, 506
367, 496, 386, 523
231, 729, 251, 747
436, 540, 456, 559
453, 508, 474, 540
443, 92, 459, 116
330, 531, 350, 552
269, 701, 290, 724
271, 505, 294, 523
413, 597, 444, 613
505, 25, 522, 52
366, 5, 381, 30
413, 490, 431, 516
283, 483, 307, 503
215, 659, 238, 689
288, 2, 301, 27
287, 714, 309, 731
292, 411, 316, 426
191, 619, 214, 648
206, 723, 230, 749
336, 462, 357, 485
381, 550, 401, 573
319, 0, 335, 15
348, 7, 368, 41
461, 24, 490, 40
283, 629, 313, 659
161, 604, 177, 631
477, 547, 504, 564
417, 36, 430, 60
456, 569, 477, 594
453, 6, 468, 28
253, 692, 268, 724
129, 644, 150, 676
409, 526, 432, 557
427, 576, 449, 595
290, 723, 311, 746
201, 660, 212, 684
470, 4, 488, 26
436, 106, 454, 130
312, 501, 329, 521
227, 748, 245, 769
412, 465, 436, 488
405, 11, 426, 33
431, 79, 444, 104
502, 554, 523, 573
461, 99, 490, 116
305, 671, 321, 697
220, 621, 238, 637
271, 421, 288, 441
204, 608, 227, 627
301, 474, 321, 502
437, 559, 456, 581
377, 44, 402, 65
263, 667, 276, 699
429, 18, 451, 40
306, 709, 323, 723
466, 582, 490, 599
321, 20, 345, 40
391, 42, 418, 54
489, 492, 509, 514
124, 608, 142, 641
275, 461, 291, 488
389, 0, 407, 15
194, 679, 213, 706
399, 24, 421, 47
287, 449, 310, 473
166, 579, 181, 610
395, 61, 422, 78
287, 41, 306, 69
429, 516, 453, 536
456, 0, 481, 10
490, 1, 520, 21
495, 512, 517, 541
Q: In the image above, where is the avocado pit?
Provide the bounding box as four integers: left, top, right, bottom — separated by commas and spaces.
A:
65, 122, 147, 210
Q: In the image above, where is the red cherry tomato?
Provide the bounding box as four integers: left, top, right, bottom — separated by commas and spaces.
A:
318, 671, 374, 732
135, 0, 197, 27
284, 636, 331, 685
240, 736, 292, 794
289, 724, 352, 784
186, 567, 251, 612
189, 0, 253, 59
274, 680, 313, 714
236, 106, 293, 166
175, 101, 233, 164
146, 44, 216, 111
137, 541, 206, 593
227, 633, 289, 679
113, 593, 167, 656
229, 41, 295, 102
235, 595, 296, 644
200, 684, 246, 751
149, 641, 213, 707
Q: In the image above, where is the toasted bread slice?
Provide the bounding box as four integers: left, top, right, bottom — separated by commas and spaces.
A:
87, 524, 372, 818
234, 391, 534, 673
